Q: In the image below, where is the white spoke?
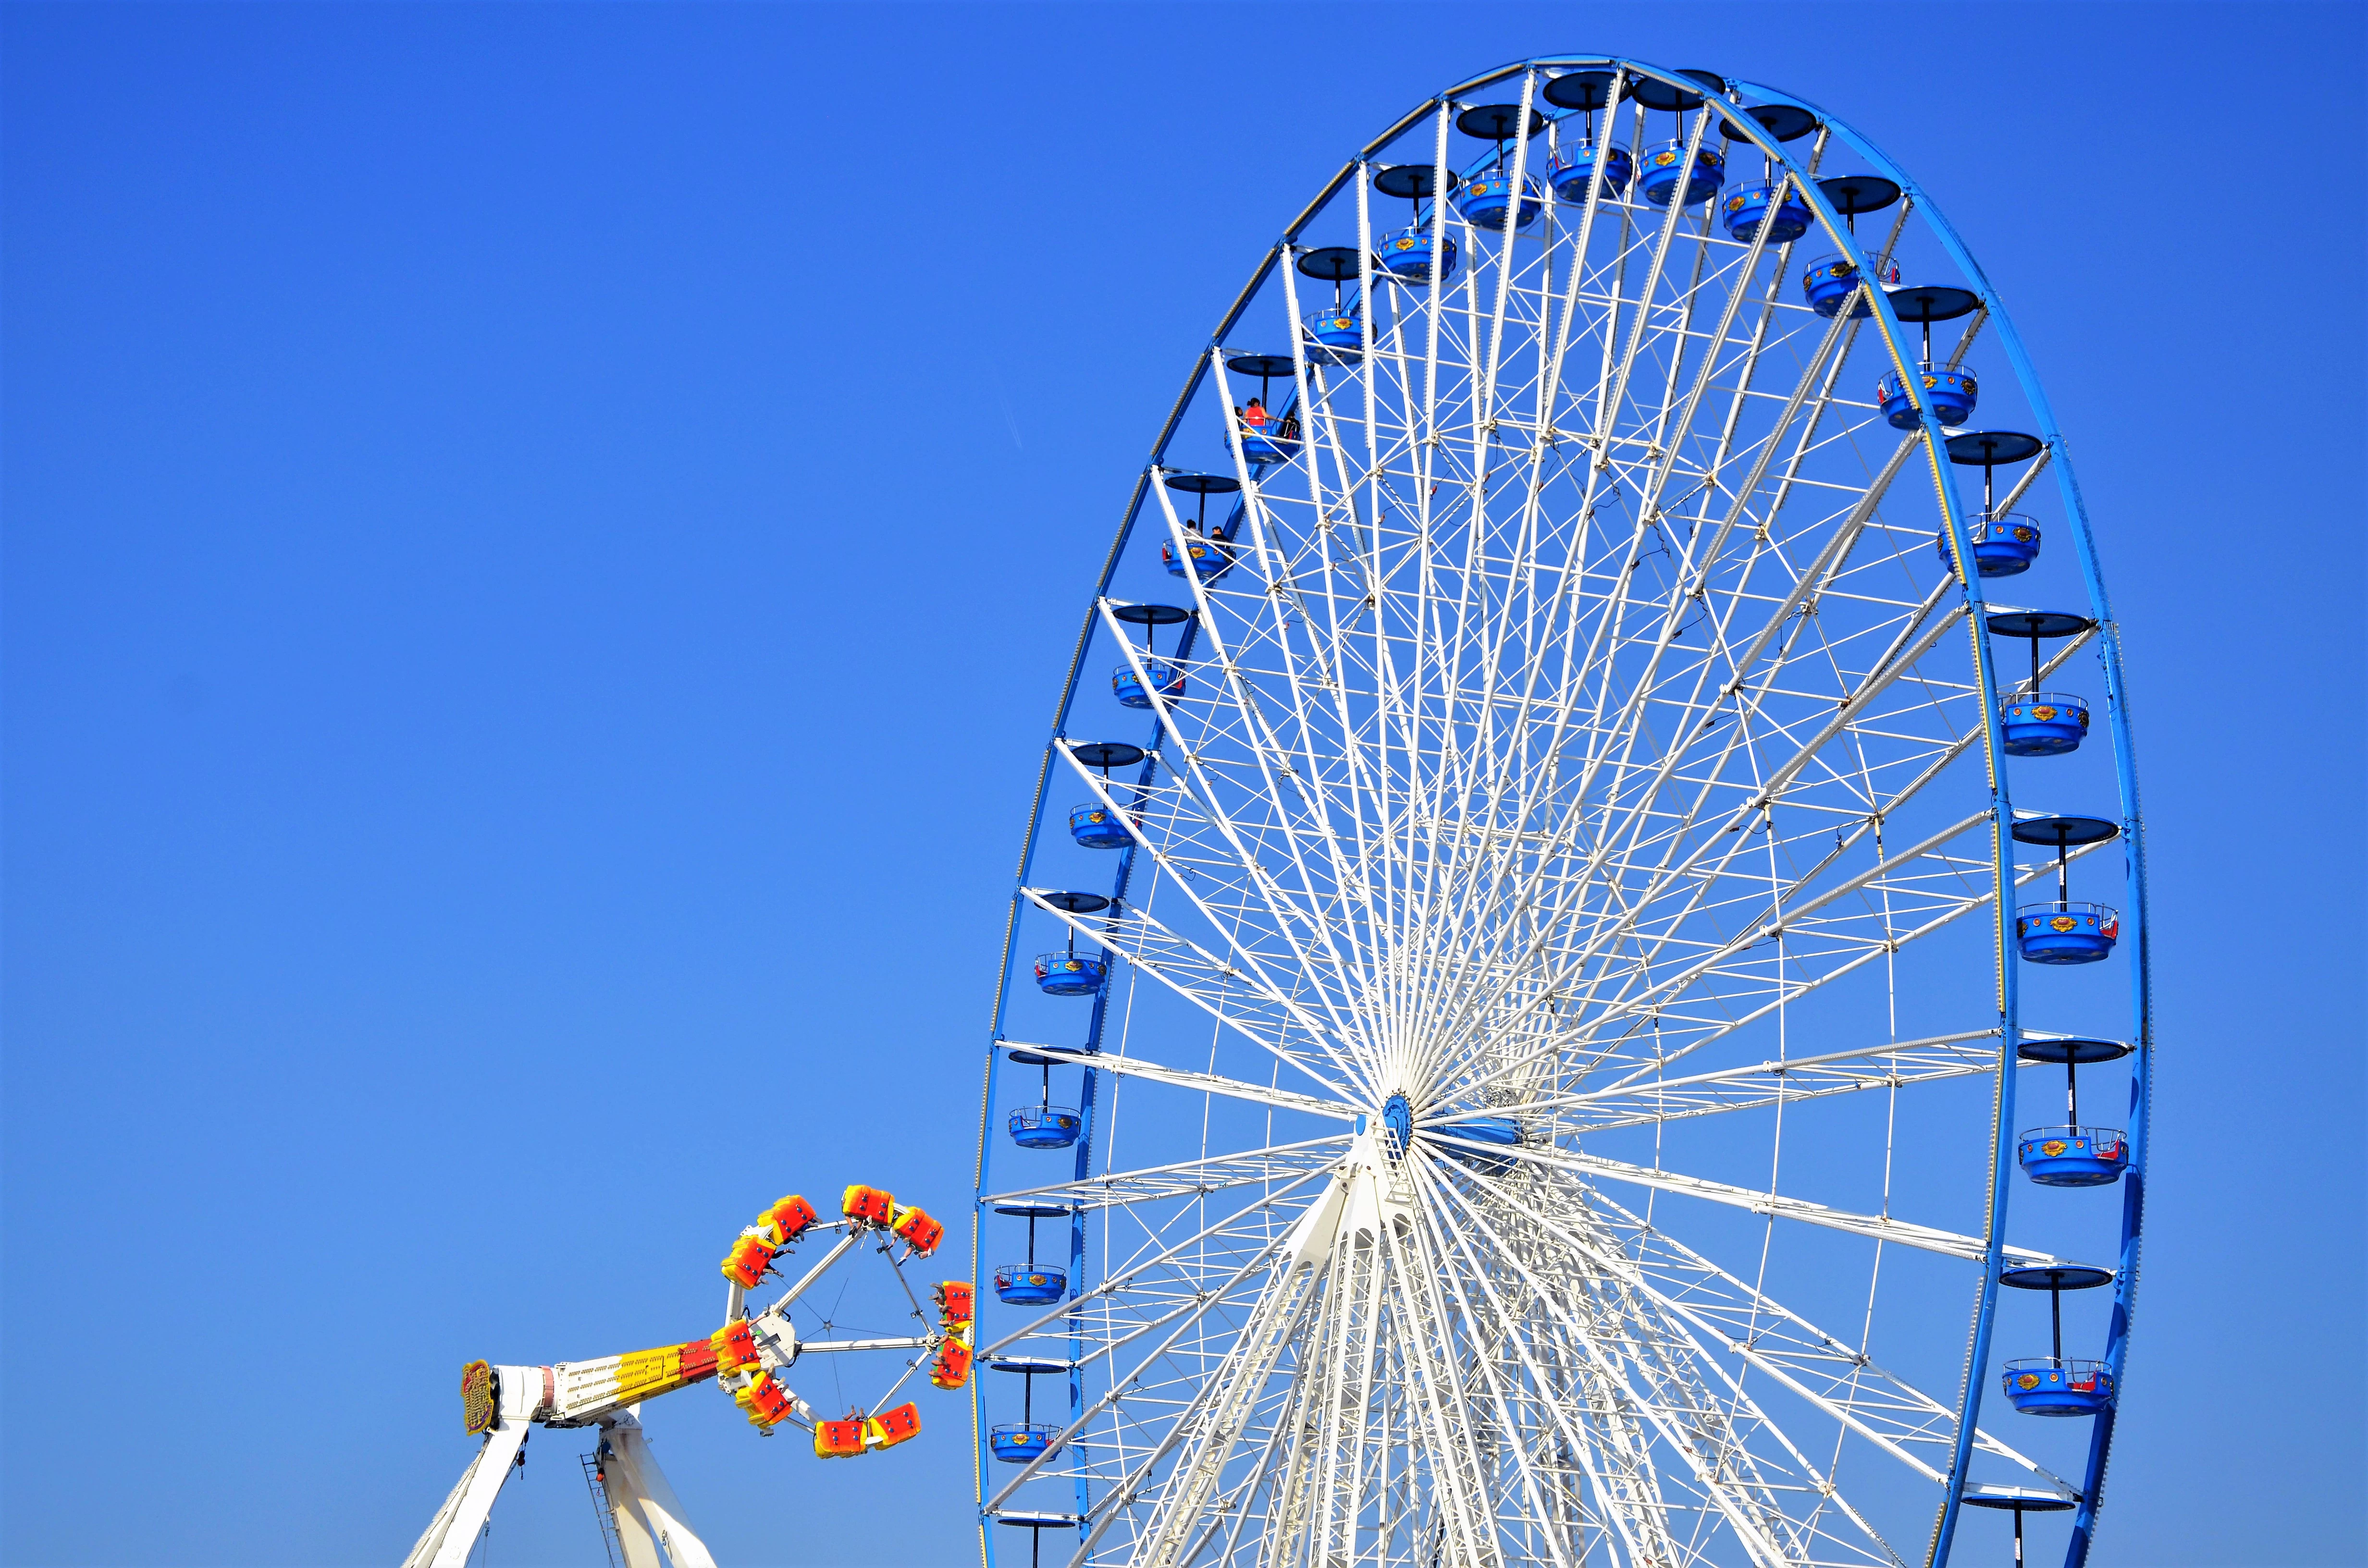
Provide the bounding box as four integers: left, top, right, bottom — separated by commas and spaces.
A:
982, 1136, 1354, 1213
996, 1042, 1354, 1123
1492, 1028, 2002, 1131
1447, 1139, 2066, 1266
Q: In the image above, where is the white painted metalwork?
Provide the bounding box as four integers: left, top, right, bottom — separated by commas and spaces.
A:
976, 55, 2146, 1568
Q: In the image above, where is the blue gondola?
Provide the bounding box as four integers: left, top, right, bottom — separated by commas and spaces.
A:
1377, 224, 1459, 285
2000, 691, 2089, 756
1999, 1263, 2117, 1423
1876, 365, 1979, 430
1455, 169, 1544, 232
1009, 1104, 1084, 1150
1889, 285, 1984, 416
1940, 513, 2042, 577
1034, 952, 1107, 995
1801, 252, 1900, 318
2001, 1359, 2115, 1417
1068, 803, 1133, 849
2016, 902, 2120, 965
1225, 352, 1303, 466
2013, 817, 2118, 963
1240, 423, 1301, 465
1296, 248, 1365, 363
1545, 139, 1631, 201
1637, 140, 1724, 208
1945, 431, 2046, 582
993, 1263, 1068, 1305
1451, 103, 1545, 229
1721, 181, 1813, 243
1162, 474, 1239, 579
1303, 304, 1362, 363
2014, 1039, 2131, 1190
2016, 1125, 2129, 1187
1162, 536, 1233, 579
1941, 434, 2047, 579
1990, 609, 2094, 750
1113, 657, 1186, 710
989, 1422, 1061, 1463
1441, 1116, 1523, 1175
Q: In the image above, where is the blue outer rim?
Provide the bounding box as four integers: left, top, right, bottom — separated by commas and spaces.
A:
969, 55, 2147, 1568
1727, 71, 2151, 1568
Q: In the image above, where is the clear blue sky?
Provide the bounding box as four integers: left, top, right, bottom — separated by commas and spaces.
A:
3, 4, 2360, 1566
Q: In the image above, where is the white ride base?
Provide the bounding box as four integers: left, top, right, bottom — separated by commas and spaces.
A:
401, 1370, 715, 1568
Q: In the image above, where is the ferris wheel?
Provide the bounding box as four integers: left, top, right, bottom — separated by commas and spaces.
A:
971, 56, 2149, 1568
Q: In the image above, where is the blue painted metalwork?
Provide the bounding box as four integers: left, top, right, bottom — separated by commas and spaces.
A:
1437, 1116, 1522, 1174
1381, 1093, 1412, 1162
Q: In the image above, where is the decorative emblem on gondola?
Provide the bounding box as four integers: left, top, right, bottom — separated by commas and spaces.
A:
461, 1360, 496, 1435
2018, 1372, 2042, 1391
2050, 916, 2080, 933
2041, 1139, 2069, 1158
2032, 706, 2058, 722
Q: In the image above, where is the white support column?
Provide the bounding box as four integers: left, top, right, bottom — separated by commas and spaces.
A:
598, 1408, 718, 1568
399, 1438, 499, 1568
414, 1431, 530, 1568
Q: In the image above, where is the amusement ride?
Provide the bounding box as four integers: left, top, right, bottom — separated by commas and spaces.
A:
974, 54, 2149, 1568
404, 1184, 969, 1568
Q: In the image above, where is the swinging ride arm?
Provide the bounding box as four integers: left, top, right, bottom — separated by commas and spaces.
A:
402, 1184, 974, 1568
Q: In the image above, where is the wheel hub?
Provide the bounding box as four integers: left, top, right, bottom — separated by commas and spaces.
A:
1380, 1092, 1413, 1163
